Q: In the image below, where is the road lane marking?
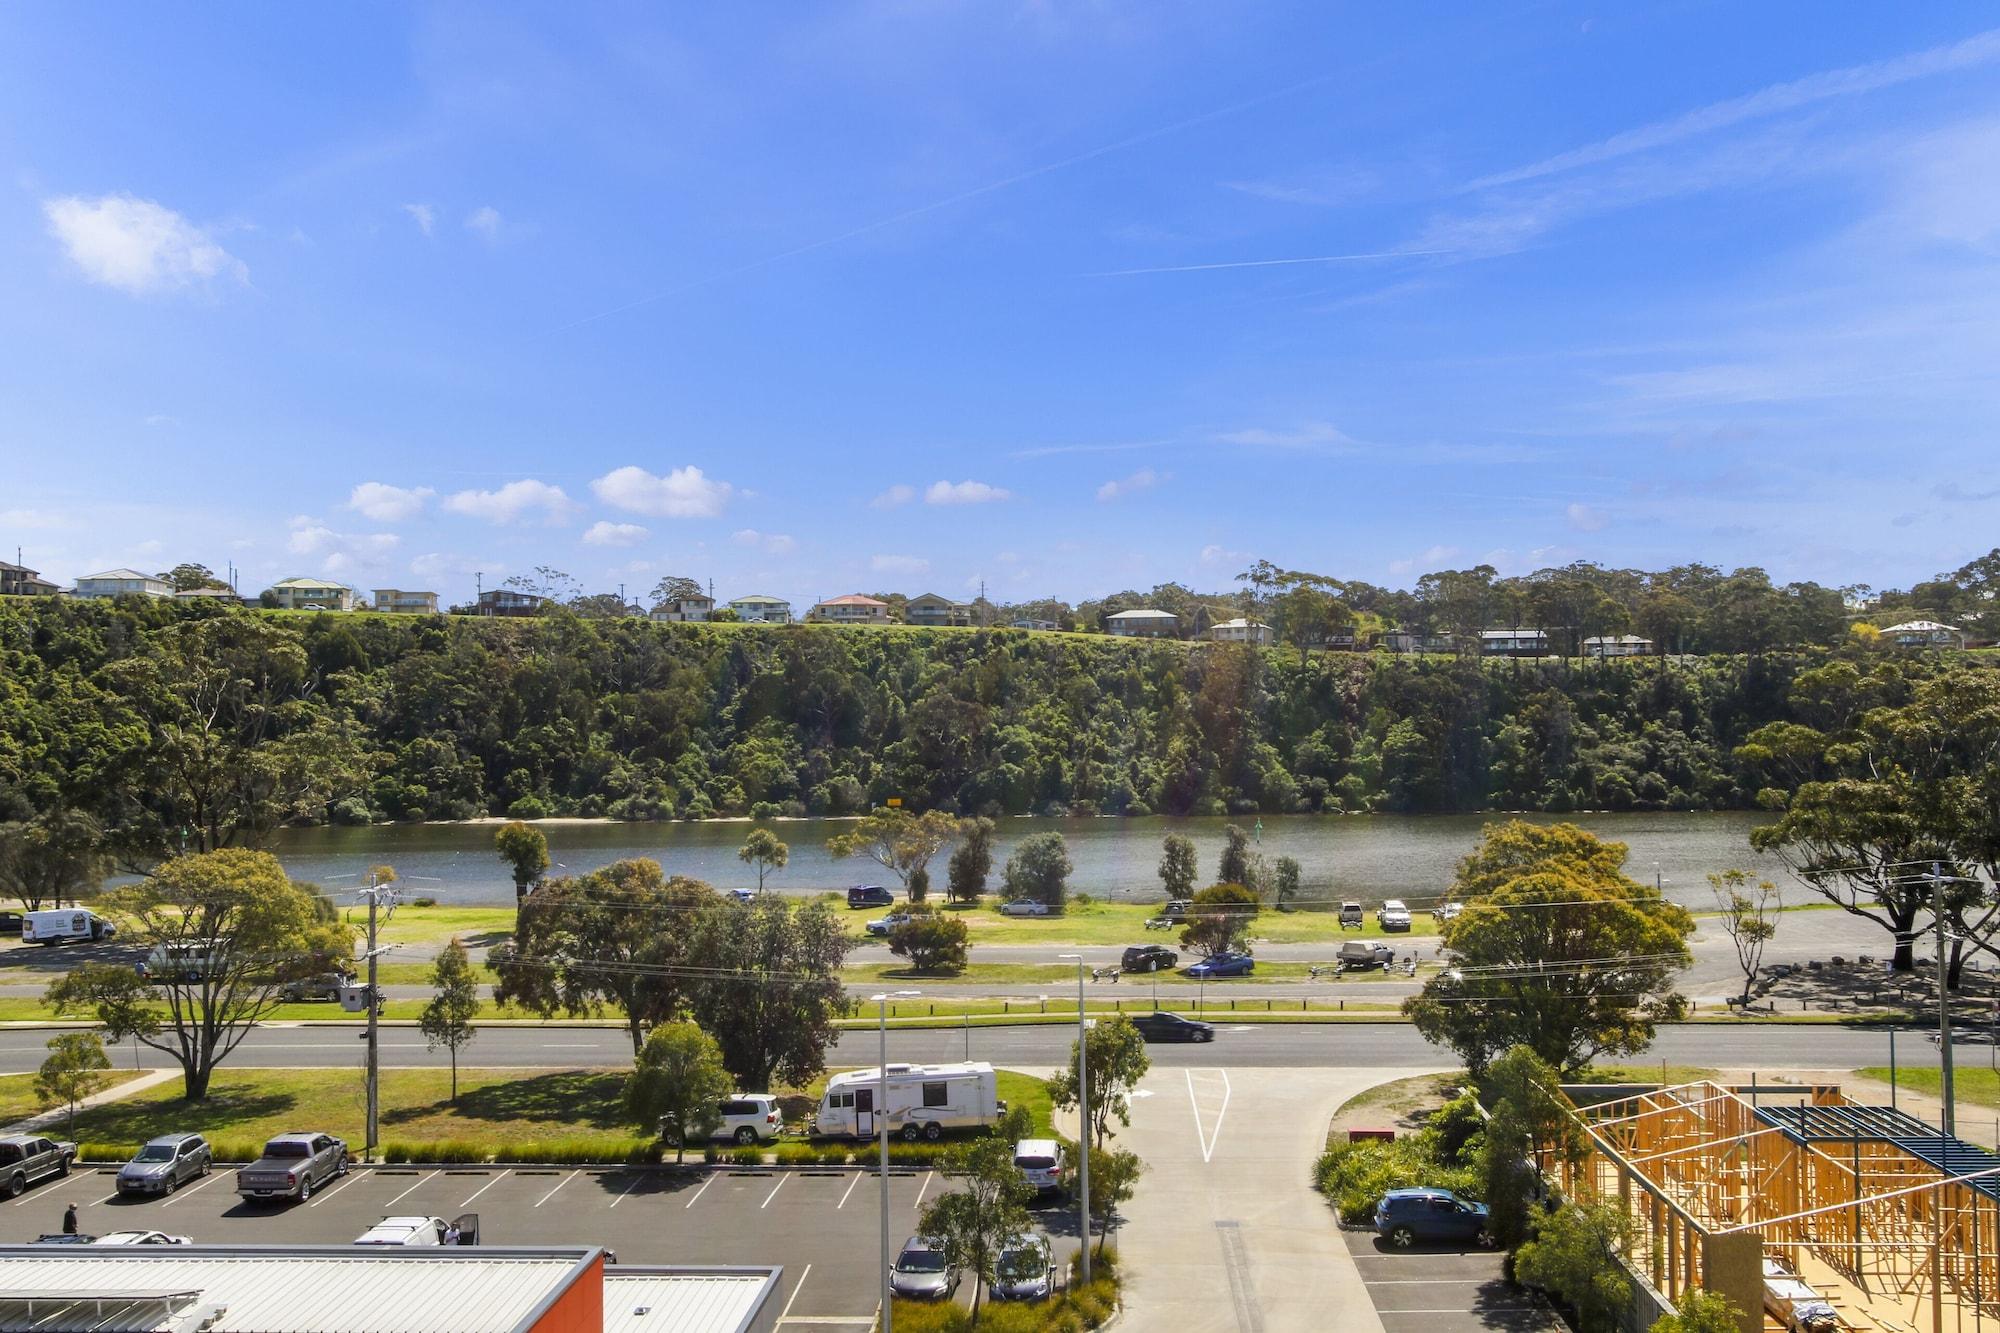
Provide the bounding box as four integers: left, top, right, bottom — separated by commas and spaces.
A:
912, 1170, 933, 1210
309, 1171, 363, 1208
683, 1174, 715, 1209
539, 1043, 603, 1049
609, 1174, 642, 1208
159, 1174, 223, 1208
761, 1174, 788, 1208
777, 1264, 813, 1323
837, 1172, 861, 1209
460, 1171, 508, 1207
535, 1171, 579, 1208
384, 1175, 430, 1208
1185, 1068, 1232, 1164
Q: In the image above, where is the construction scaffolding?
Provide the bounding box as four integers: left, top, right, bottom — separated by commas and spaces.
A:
1554, 1081, 2000, 1333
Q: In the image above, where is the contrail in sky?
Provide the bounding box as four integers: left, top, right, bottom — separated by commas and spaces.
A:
1088, 250, 1448, 277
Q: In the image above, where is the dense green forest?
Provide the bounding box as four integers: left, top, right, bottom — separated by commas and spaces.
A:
0, 598, 1983, 860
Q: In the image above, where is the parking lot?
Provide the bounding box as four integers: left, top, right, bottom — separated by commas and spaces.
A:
1342, 1227, 1559, 1333
1, 1160, 1083, 1327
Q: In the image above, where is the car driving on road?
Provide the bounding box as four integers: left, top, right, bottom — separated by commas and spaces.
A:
1374, 1187, 1495, 1249
1131, 1011, 1214, 1042
117, 1133, 212, 1197
236, 1132, 348, 1204
0, 1135, 75, 1199
889, 1236, 958, 1300
1120, 944, 1177, 973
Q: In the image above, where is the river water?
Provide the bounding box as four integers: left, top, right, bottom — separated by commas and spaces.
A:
265, 812, 1776, 909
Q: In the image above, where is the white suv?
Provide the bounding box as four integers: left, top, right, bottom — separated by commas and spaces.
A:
1377, 900, 1412, 931
1013, 1139, 1066, 1197
714, 1094, 783, 1145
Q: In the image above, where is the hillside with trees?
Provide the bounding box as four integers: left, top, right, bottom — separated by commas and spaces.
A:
0, 597, 1991, 858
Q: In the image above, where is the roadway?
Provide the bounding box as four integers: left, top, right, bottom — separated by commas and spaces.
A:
0, 1017, 1970, 1075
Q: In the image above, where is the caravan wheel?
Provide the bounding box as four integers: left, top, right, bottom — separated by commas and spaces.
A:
922, 1123, 943, 1142
900, 1124, 922, 1143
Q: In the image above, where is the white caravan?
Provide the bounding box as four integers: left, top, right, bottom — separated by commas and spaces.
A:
815, 1062, 1002, 1141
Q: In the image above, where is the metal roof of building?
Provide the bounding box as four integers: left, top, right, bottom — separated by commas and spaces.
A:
1754, 1104, 2000, 1203
601, 1268, 780, 1333
0, 1247, 593, 1333
1105, 608, 1176, 619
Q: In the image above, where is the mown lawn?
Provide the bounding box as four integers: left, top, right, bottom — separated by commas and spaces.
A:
0, 1068, 148, 1126
1855, 1065, 2000, 1110
893, 899, 1436, 947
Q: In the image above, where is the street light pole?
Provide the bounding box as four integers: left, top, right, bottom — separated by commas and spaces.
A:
1060, 955, 1092, 1285
873, 990, 917, 1332
1934, 863, 1956, 1138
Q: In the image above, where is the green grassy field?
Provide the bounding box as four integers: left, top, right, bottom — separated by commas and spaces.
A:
0, 1068, 147, 1126
1855, 1065, 2000, 1110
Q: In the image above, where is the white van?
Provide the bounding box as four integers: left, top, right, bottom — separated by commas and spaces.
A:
815, 1062, 1002, 1141
21, 910, 115, 947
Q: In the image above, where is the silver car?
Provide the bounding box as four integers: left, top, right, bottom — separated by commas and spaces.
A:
118, 1134, 211, 1197
889, 1237, 958, 1300
991, 1232, 1055, 1302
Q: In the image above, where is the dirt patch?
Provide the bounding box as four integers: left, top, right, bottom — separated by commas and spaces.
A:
1324, 1071, 1467, 1147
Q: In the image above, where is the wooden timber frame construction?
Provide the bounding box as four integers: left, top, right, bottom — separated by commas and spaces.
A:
1553, 1080, 2000, 1333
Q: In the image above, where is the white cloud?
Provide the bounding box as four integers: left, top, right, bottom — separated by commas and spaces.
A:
403, 203, 436, 236
591, 465, 734, 519
583, 521, 648, 547
1096, 468, 1166, 502
869, 484, 916, 510
1214, 422, 1354, 451
42, 194, 246, 296
466, 206, 502, 239
286, 516, 399, 571
1387, 544, 1465, 577
1199, 544, 1250, 568
732, 529, 797, 554
0, 508, 63, 529
1221, 166, 1377, 207
409, 551, 490, 583
442, 479, 576, 524
925, 479, 1012, 505
346, 481, 435, 523
871, 554, 930, 576
1566, 503, 1608, 532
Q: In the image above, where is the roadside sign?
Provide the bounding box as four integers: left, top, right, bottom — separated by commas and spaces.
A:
886, 797, 902, 807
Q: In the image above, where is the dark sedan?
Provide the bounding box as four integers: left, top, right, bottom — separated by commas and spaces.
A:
1120, 945, 1178, 973
1131, 1011, 1215, 1043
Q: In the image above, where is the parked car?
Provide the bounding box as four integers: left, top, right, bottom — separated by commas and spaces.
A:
33, 1233, 97, 1244
847, 885, 895, 909
353, 1214, 479, 1246
1012, 1139, 1066, 1199
1160, 899, 1193, 923
1131, 1011, 1215, 1043
1377, 900, 1413, 931
279, 970, 352, 1003
21, 909, 114, 946
990, 1233, 1055, 1302
236, 1132, 348, 1203
0, 909, 22, 935
889, 1236, 959, 1300
711, 1094, 783, 1145
117, 1133, 211, 1197
0, 1135, 75, 1198
1120, 944, 1178, 973
997, 899, 1052, 917
95, 1230, 192, 1245
1336, 940, 1396, 971
727, 887, 758, 903
1374, 1187, 1495, 1249
1433, 901, 1464, 923
866, 911, 917, 937
1184, 952, 1254, 979
1337, 902, 1364, 929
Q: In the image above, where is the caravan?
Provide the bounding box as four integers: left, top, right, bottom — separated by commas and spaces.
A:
814, 1062, 1002, 1141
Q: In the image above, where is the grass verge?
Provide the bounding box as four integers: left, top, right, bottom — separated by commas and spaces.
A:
1855, 1065, 2000, 1111
0, 1068, 148, 1127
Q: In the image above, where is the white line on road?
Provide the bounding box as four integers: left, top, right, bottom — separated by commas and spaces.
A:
309, 1172, 364, 1208
836, 1172, 860, 1209
761, 1174, 788, 1209
683, 1174, 715, 1210
534, 1171, 579, 1208
384, 1175, 430, 1208
160, 1175, 223, 1209
912, 1170, 933, 1210
609, 1173, 642, 1208
778, 1263, 813, 1323
92, 1191, 119, 1207
1363, 1279, 1504, 1284
460, 1171, 508, 1207
539, 1043, 605, 1049
1184, 1067, 1232, 1164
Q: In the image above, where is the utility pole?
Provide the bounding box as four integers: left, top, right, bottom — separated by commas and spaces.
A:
1935, 863, 1956, 1138
355, 869, 395, 1161
1061, 955, 1092, 1284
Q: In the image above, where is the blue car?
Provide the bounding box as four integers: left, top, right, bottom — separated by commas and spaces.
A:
1183, 952, 1254, 978
1374, 1188, 1494, 1249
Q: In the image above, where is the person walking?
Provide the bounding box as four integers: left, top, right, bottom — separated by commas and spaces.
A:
61, 1203, 78, 1235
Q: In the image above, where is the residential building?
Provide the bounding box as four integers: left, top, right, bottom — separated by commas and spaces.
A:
1582, 633, 1654, 658
0, 1243, 782, 1333
1479, 628, 1548, 657
905, 592, 973, 627
1381, 628, 1453, 654
0, 560, 60, 597
73, 568, 174, 599
650, 593, 714, 622
1209, 617, 1276, 646
1009, 618, 1060, 631
175, 587, 239, 602
477, 589, 548, 617
373, 588, 440, 615
728, 594, 792, 624
809, 594, 890, 624
1883, 619, 1965, 649
1105, 608, 1180, 639
266, 577, 357, 612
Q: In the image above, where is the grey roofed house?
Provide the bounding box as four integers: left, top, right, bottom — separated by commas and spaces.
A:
73, 568, 174, 599
1104, 608, 1179, 638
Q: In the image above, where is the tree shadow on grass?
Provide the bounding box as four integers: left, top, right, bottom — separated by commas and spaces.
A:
76, 1088, 298, 1143
381, 1070, 630, 1131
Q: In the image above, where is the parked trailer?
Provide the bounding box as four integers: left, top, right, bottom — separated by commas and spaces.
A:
814, 1062, 1002, 1142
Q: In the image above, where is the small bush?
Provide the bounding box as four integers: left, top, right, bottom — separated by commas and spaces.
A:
79, 1142, 141, 1164
411, 896, 438, 908
1314, 1137, 1479, 1224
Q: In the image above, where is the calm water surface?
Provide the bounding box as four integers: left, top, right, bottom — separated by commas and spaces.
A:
265, 812, 1774, 909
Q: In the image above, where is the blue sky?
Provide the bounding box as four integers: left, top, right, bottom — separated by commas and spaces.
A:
4, 3, 1999, 606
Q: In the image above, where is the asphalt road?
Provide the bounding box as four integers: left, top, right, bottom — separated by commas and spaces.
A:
0, 1017, 1972, 1076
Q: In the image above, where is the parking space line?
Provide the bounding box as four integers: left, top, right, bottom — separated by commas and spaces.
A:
534, 1171, 579, 1208
778, 1263, 812, 1323
837, 1173, 860, 1209
92, 1190, 121, 1207
308, 1172, 364, 1208
460, 1171, 508, 1207
159, 1175, 222, 1208
761, 1174, 788, 1209
1185, 1068, 1233, 1164
683, 1174, 715, 1210
609, 1174, 642, 1208
383, 1175, 430, 1208
912, 1170, 933, 1210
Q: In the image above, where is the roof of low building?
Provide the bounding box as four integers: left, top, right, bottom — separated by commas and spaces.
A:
1210, 618, 1270, 631
818, 594, 888, 607
77, 569, 160, 583
728, 593, 788, 604
1582, 634, 1652, 645
1480, 627, 1546, 638
269, 577, 352, 591
1106, 608, 1177, 620
601, 1268, 780, 1333
1882, 619, 1960, 633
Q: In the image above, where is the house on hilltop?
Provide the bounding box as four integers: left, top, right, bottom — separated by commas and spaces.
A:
650, 593, 714, 622
477, 588, 547, 617
0, 560, 60, 597
1883, 619, 1965, 649
809, 594, 890, 624
1208, 618, 1275, 646
727, 594, 791, 623
266, 577, 356, 611
906, 592, 973, 627
373, 588, 440, 614
1105, 608, 1179, 639
74, 568, 174, 599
